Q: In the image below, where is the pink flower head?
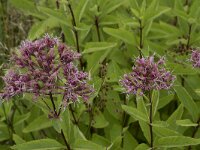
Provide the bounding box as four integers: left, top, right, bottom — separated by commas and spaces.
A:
191, 50, 200, 68
120, 56, 176, 95
0, 34, 94, 105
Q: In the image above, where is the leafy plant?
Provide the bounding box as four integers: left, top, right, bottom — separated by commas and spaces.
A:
1, 0, 200, 149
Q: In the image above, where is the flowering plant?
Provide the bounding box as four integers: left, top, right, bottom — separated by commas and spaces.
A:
2, 0, 200, 150
120, 56, 176, 95
1, 34, 94, 112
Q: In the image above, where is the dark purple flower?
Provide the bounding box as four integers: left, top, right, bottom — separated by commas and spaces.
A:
191, 50, 200, 68
0, 34, 94, 105
120, 56, 176, 95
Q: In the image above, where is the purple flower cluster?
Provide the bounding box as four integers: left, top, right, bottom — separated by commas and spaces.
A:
120, 56, 175, 95
191, 50, 200, 68
0, 34, 94, 105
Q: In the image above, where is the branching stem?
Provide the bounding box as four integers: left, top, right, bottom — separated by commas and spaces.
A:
48, 93, 71, 150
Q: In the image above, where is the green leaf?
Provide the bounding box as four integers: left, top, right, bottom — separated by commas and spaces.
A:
158, 94, 174, 109
153, 126, 181, 137
28, 18, 59, 40
90, 49, 112, 75
11, 139, 65, 150
155, 136, 200, 148
10, 0, 45, 19
0, 123, 10, 141
151, 90, 159, 118
60, 109, 72, 142
122, 105, 148, 122
137, 95, 149, 121
23, 114, 53, 133
72, 140, 105, 150
152, 121, 169, 128
137, 96, 150, 143
13, 134, 26, 144
167, 63, 198, 75
106, 61, 123, 82
101, 1, 124, 17
14, 112, 30, 126
83, 42, 117, 54
174, 85, 199, 121
75, 0, 89, 22
92, 134, 110, 147
92, 109, 109, 128
38, 7, 70, 26
103, 28, 135, 45
124, 131, 138, 149
167, 104, 184, 128
135, 143, 149, 150
107, 136, 122, 150
174, 9, 188, 21
139, 121, 150, 143
176, 119, 198, 127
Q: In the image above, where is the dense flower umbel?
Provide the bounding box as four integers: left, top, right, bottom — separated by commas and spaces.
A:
191, 50, 200, 68
120, 56, 175, 95
0, 34, 94, 105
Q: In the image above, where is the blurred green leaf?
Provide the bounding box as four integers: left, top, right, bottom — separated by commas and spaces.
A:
11, 139, 65, 150
155, 136, 200, 148
72, 140, 105, 150
176, 119, 198, 127
122, 105, 148, 122
152, 90, 159, 118
174, 85, 199, 121
23, 114, 53, 133
13, 134, 26, 144
103, 28, 135, 45
83, 42, 117, 54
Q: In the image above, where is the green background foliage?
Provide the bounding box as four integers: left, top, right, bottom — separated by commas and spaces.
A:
1, 0, 200, 149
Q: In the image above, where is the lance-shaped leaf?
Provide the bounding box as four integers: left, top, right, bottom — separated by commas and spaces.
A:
176, 119, 198, 127
103, 28, 135, 45
122, 105, 148, 122
151, 90, 159, 118
83, 42, 117, 54
155, 136, 200, 148
23, 114, 53, 133
174, 85, 199, 121
11, 139, 65, 150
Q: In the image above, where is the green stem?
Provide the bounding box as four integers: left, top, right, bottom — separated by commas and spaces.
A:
149, 92, 154, 149
138, 19, 143, 58
186, 24, 192, 50
48, 94, 71, 149
61, 129, 71, 150
56, 0, 59, 9
69, 104, 78, 125
49, 92, 57, 115
67, 0, 83, 68
95, 15, 101, 42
